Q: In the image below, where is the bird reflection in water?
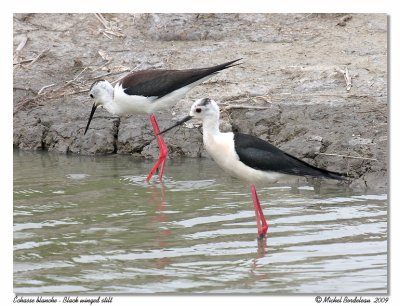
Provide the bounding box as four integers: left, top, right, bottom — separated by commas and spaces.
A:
147, 183, 172, 269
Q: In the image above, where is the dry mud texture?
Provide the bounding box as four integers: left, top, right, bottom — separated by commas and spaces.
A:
13, 13, 388, 190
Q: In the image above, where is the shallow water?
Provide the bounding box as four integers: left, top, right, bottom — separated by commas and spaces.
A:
13, 150, 388, 294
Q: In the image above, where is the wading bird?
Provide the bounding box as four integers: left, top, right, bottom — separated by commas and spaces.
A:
159, 98, 345, 238
84, 59, 241, 182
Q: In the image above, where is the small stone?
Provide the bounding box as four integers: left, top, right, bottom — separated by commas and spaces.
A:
309, 135, 323, 142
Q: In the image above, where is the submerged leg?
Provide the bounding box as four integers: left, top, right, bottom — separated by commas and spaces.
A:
146, 115, 168, 182
250, 184, 268, 239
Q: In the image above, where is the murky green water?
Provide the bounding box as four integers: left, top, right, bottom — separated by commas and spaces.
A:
13, 150, 387, 294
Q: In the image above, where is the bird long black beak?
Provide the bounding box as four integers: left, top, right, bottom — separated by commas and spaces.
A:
158, 115, 193, 135
84, 103, 98, 135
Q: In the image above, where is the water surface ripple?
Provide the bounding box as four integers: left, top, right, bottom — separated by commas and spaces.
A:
13, 151, 387, 294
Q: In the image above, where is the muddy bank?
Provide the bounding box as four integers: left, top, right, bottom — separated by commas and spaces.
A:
13, 13, 388, 190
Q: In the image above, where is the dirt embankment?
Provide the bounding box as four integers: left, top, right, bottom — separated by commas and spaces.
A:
13, 13, 388, 190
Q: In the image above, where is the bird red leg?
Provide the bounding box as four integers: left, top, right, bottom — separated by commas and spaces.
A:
251, 185, 268, 239
146, 115, 168, 183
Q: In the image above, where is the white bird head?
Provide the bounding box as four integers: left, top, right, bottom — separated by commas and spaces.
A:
158, 98, 220, 135
88, 80, 114, 107
85, 80, 114, 135
189, 98, 220, 120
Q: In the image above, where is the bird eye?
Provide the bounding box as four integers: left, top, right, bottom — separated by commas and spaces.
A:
195, 108, 202, 113
90, 94, 94, 98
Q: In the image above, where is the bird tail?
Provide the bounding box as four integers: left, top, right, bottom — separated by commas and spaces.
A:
283, 151, 347, 181
210, 58, 243, 73
311, 168, 347, 181
179, 59, 242, 90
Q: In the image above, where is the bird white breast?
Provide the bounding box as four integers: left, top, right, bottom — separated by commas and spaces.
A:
112, 84, 156, 115
204, 131, 284, 184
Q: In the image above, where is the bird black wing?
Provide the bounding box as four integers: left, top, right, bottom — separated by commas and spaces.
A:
233, 133, 344, 180
120, 59, 241, 98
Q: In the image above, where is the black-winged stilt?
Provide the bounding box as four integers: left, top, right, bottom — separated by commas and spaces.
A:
159, 98, 345, 239
84, 59, 241, 182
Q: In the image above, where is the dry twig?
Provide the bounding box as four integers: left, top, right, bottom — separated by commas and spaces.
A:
94, 13, 125, 39
336, 67, 352, 91
37, 83, 55, 95
24, 49, 49, 67
13, 36, 28, 64
224, 105, 271, 110
14, 58, 37, 65
317, 152, 377, 161
337, 15, 353, 27
344, 67, 352, 91
63, 67, 88, 87
94, 13, 109, 28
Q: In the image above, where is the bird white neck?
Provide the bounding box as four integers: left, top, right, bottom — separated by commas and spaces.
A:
202, 116, 221, 138
102, 97, 120, 115
97, 83, 120, 115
